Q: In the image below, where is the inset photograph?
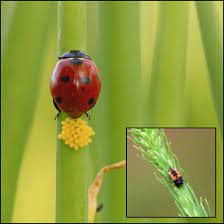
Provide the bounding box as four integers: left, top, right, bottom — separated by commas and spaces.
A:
127, 128, 215, 218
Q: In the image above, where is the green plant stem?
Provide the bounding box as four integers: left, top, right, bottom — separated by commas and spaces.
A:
56, 2, 88, 223
86, 2, 111, 223
1, 2, 55, 222
195, 1, 223, 133
99, 2, 142, 222
146, 2, 188, 124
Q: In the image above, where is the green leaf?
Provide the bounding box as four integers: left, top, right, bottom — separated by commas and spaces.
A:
196, 1, 223, 133
98, 2, 142, 222
145, 2, 189, 124
1, 2, 56, 222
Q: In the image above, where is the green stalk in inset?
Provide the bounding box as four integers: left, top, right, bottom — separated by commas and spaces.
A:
56, 2, 88, 223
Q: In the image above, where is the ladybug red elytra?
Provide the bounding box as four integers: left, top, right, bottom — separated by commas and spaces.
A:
50, 50, 101, 119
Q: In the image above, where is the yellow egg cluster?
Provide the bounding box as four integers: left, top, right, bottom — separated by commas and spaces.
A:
58, 117, 95, 150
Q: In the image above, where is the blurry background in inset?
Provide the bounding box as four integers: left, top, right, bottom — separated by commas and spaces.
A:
127, 128, 215, 217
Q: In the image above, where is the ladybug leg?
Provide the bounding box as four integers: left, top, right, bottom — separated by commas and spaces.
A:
96, 203, 103, 212
53, 99, 61, 112
53, 99, 61, 120
85, 112, 90, 121
54, 112, 61, 120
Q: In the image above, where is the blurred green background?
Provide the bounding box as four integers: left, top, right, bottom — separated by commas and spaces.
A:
1, 1, 223, 223
127, 128, 215, 217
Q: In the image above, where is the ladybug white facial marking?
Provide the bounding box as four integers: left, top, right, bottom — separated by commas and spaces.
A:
70, 58, 83, 65
76, 52, 92, 60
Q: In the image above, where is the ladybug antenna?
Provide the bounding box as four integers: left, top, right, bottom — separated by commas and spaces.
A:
53, 99, 61, 120
54, 112, 61, 120
53, 99, 61, 112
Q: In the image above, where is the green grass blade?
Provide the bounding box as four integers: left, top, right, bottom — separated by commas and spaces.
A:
200, 196, 208, 216
146, 2, 189, 124
1, 1, 17, 56
1, 2, 55, 222
58, 1, 86, 53
173, 153, 181, 174
204, 198, 212, 217
195, 1, 223, 133
175, 201, 186, 217
86, 3, 112, 222
99, 2, 142, 222
164, 131, 177, 168
185, 183, 202, 213
56, 2, 88, 223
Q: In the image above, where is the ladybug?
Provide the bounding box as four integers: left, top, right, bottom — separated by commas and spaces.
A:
50, 50, 101, 119
168, 167, 183, 187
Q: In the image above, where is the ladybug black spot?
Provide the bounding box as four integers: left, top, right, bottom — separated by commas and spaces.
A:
70, 58, 83, 65
55, 96, 62, 104
80, 77, 91, 84
88, 97, 94, 105
81, 87, 85, 92
61, 75, 70, 83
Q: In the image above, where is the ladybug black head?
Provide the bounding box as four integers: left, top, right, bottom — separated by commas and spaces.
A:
58, 50, 92, 60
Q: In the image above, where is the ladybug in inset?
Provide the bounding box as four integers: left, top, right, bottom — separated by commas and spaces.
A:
50, 50, 101, 119
168, 167, 183, 187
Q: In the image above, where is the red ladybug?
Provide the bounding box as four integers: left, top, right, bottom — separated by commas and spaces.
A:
50, 50, 101, 119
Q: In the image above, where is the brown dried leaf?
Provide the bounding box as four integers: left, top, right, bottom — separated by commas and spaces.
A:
88, 160, 126, 223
